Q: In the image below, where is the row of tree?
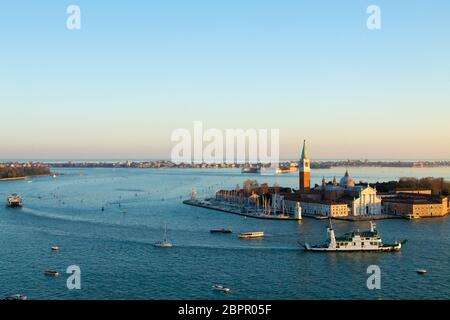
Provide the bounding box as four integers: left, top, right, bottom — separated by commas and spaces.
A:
363, 177, 450, 196
240, 180, 286, 196
0, 166, 51, 179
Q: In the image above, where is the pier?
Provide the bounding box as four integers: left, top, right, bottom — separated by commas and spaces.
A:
183, 199, 300, 221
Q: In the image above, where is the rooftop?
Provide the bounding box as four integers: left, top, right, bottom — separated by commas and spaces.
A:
382, 193, 445, 205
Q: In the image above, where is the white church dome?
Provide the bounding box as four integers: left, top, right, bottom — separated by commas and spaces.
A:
340, 170, 355, 187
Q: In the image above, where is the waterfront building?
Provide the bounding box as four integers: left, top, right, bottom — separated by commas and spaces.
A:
230, 141, 382, 218
283, 172, 382, 218
290, 140, 383, 217
283, 194, 348, 218
382, 193, 449, 218
314, 171, 382, 216
212, 140, 445, 219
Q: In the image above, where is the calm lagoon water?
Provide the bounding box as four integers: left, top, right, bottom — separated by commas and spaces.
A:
0, 167, 449, 299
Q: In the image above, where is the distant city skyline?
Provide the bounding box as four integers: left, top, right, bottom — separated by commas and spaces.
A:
1, 1, 450, 160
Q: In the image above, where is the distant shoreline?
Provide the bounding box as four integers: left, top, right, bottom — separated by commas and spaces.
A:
0, 177, 26, 181
2, 160, 450, 171
0, 174, 53, 182
45, 160, 450, 170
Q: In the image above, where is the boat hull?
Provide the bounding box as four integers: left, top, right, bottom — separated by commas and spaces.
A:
239, 235, 264, 239
303, 243, 402, 252
154, 244, 173, 248
212, 285, 231, 292
7, 203, 22, 208
7, 195, 23, 207
210, 229, 232, 234
239, 232, 265, 239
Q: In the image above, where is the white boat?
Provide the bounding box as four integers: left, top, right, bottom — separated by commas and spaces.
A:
303, 220, 406, 252
238, 231, 264, 239
51, 246, 60, 251
416, 269, 427, 274
7, 194, 23, 207
154, 223, 173, 248
3, 294, 27, 300
44, 270, 60, 277
212, 284, 231, 292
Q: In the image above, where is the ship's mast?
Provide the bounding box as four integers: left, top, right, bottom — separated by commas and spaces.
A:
164, 223, 168, 242
327, 218, 337, 248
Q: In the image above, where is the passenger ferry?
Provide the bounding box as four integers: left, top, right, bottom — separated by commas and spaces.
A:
7, 194, 23, 207
303, 220, 405, 252
238, 231, 265, 239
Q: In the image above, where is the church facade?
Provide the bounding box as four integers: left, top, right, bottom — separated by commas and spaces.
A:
280, 141, 382, 218
315, 172, 382, 216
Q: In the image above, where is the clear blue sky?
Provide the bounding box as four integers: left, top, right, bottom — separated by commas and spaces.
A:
1, 1, 449, 160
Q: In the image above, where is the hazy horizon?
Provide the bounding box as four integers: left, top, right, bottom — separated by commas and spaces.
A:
2, 158, 450, 163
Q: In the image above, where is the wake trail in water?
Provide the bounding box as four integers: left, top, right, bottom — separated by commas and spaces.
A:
17, 207, 302, 251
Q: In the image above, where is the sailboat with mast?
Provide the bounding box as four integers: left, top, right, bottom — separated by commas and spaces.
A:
154, 223, 173, 248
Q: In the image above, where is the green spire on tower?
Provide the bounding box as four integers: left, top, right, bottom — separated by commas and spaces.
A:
301, 140, 308, 160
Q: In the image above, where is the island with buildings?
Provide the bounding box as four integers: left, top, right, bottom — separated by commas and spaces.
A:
184, 141, 450, 221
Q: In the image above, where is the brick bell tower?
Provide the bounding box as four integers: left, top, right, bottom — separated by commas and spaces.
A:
299, 140, 311, 192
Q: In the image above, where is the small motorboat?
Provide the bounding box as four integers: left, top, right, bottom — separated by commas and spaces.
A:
3, 294, 28, 300
416, 269, 427, 274
51, 246, 60, 251
212, 285, 231, 293
154, 223, 173, 248
44, 270, 60, 277
210, 229, 232, 234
